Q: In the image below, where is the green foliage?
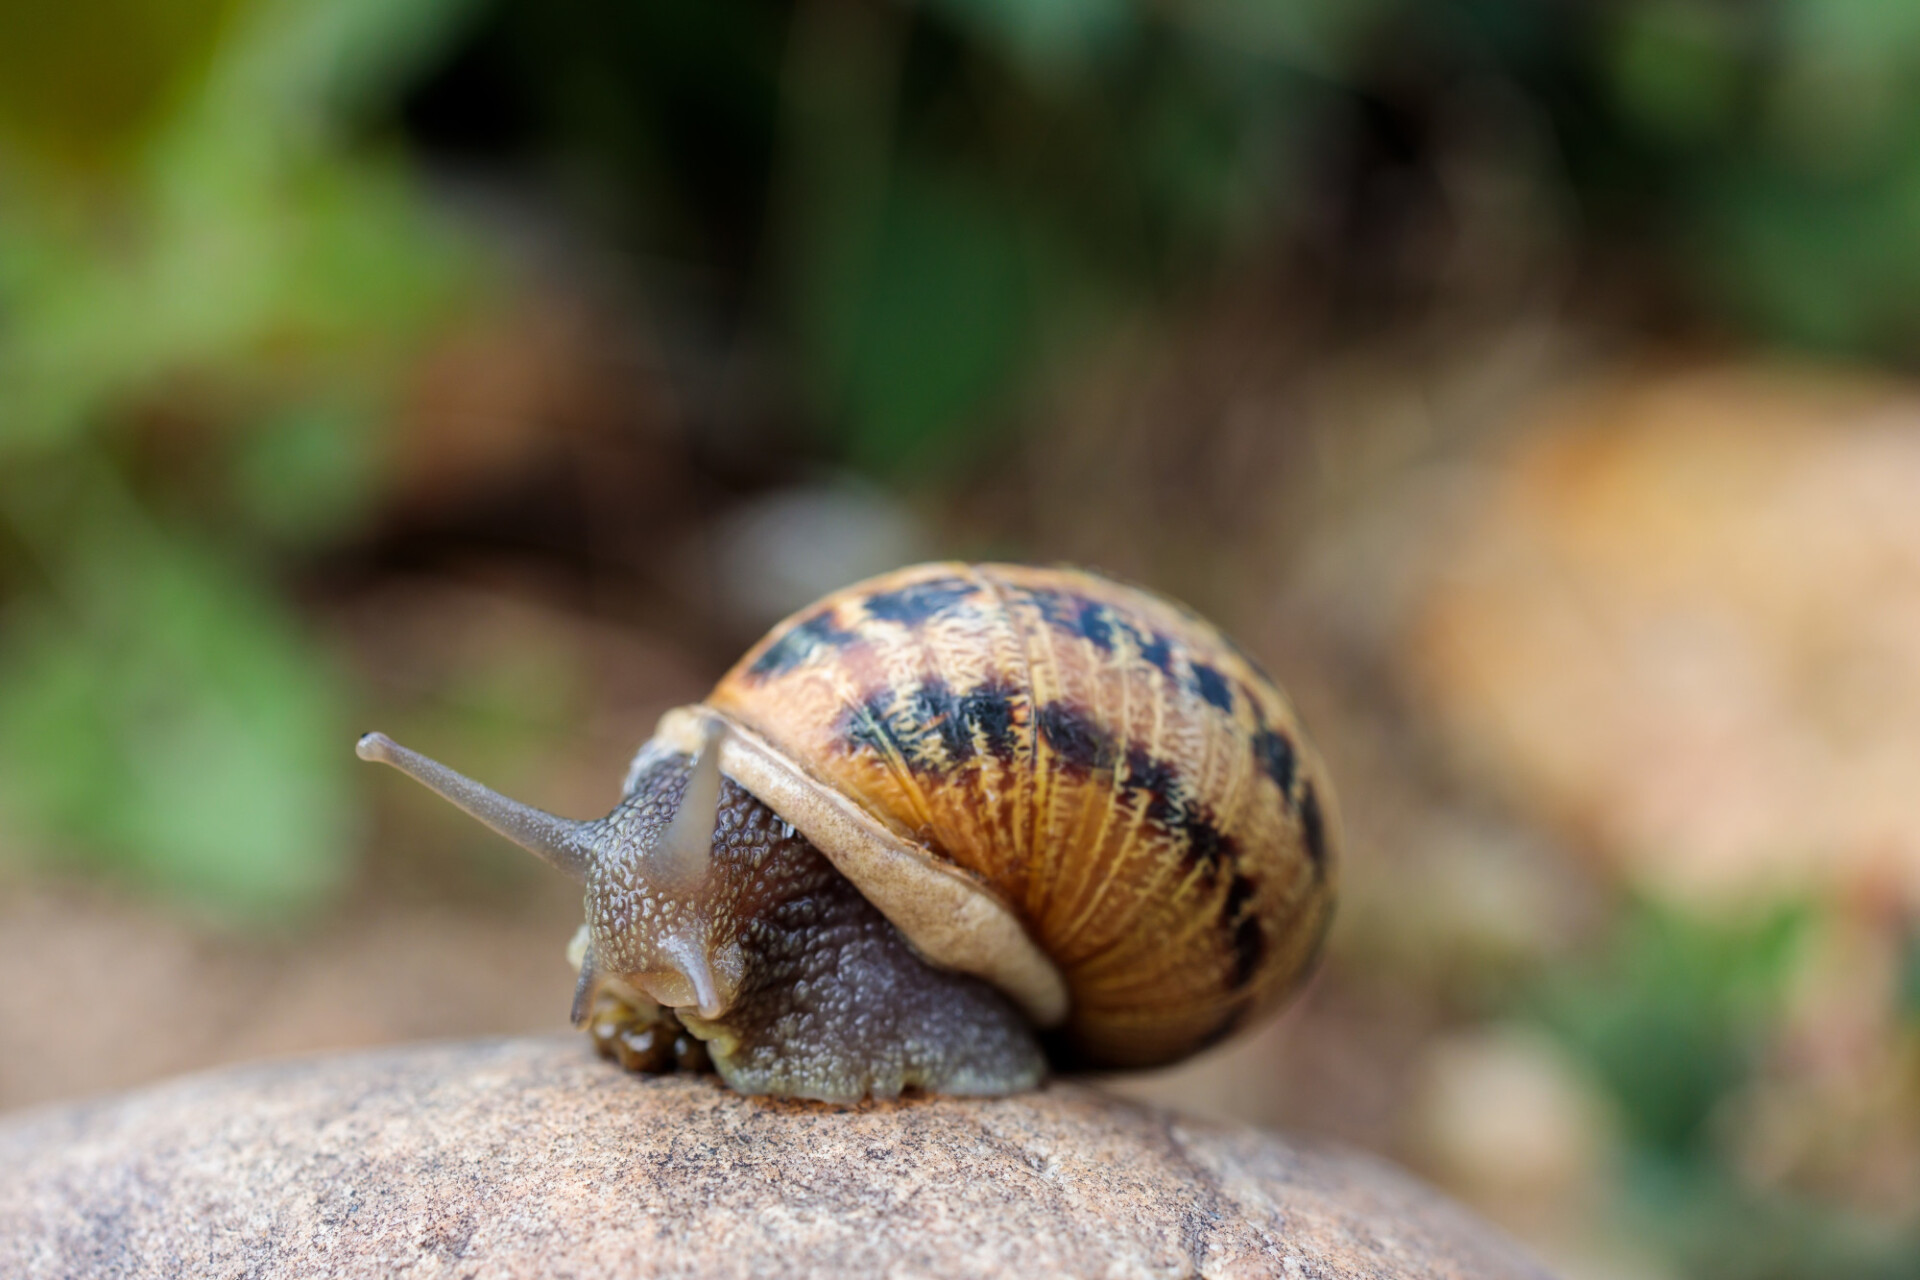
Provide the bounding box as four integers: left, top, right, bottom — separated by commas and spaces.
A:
1628, 1167, 1920, 1280
411, 0, 1920, 471
1536, 900, 1805, 1160
922, 0, 1133, 73
800, 162, 1040, 471
1604, 1, 1745, 146
1900, 927, 1920, 1025
0, 0, 487, 917
0, 466, 350, 914
1533, 901, 1920, 1280
0, 0, 243, 170
782, 6, 1322, 473
1582, 0, 1920, 359
229, 398, 383, 544
424, 0, 1332, 475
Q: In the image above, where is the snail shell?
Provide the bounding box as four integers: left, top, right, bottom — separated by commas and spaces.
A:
650, 562, 1337, 1068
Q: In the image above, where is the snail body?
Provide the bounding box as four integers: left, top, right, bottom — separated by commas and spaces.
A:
359, 563, 1337, 1101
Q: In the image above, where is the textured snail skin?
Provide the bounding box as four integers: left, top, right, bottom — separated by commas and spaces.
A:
579, 752, 1045, 1101
705, 563, 1338, 1069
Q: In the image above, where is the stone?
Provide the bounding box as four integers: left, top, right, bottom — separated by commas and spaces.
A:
1407, 363, 1920, 910
0, 1037, 1556, 1280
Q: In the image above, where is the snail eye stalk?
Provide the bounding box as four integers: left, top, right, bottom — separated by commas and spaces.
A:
355, 732, 595, 882
654, 719, 726, 896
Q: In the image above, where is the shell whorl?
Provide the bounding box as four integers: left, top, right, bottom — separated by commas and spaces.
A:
698, 562, 1337, 1068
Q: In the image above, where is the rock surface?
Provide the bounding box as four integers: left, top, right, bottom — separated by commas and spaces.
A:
0, 1037, 1555, 1280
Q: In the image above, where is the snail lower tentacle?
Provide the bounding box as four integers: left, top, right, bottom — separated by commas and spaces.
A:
580, 984, 712, 1075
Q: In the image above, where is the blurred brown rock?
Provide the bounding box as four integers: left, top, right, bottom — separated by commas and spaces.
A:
1409, 363, 1920, 909
0, 1037, 1554, 1280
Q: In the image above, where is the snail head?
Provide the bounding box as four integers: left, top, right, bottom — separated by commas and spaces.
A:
355, 721, 744, 1021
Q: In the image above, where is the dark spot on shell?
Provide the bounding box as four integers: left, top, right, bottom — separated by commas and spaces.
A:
957, 680, 1022, 762
1222, 871, 1256, 919
1188, 663, 1233, 712
840, 678, 1028, 772
1122, 745, 1234, 874
1025, 588, 1118, 653
1121, 744, 1175, 805
845, 687, 956, 775
843, 687, 908, 763
1024, 584, 1194, 681
1230, 916, 1266, 990
746, 610, 856, 678
861, 578, 978, 627
848, 679, 1252, 875
1299, 780, 1328, 874
1120, 620, 1177, 677
1223, 874, 1265, 989
905, 679, 972, 765
1183, 816, 1232, 874
1037, 702, 1116, 771
1024, 587, 1076, 630
1122, 747, 1179, 822
1252, 728, 1296, 799
1074, 602, 1115, 652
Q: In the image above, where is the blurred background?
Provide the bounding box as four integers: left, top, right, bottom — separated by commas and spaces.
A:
3, 0, 1920, 1275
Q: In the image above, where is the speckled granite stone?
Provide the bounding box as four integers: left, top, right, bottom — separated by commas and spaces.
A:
0, 1037, 1556, 1279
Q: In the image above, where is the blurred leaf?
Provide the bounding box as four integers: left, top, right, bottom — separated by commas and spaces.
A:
0, 149, 473, 457
0, 0, 492, 916
1763, 0, 1912, 176
230, 398, 381, 544
0, 467, 351, 915
1534, 900, 1806, 1160
1765, 0, 1920, 173
1900, 926, 1920, 1024
207, 0, 490, 126
1689, 133, 1920, 354
1128, 52, 1300, 266
1606, 0, 1744, 146
1173, 0, 1393, 79
921, 0, 1134, 74
1526, 900, 1920, 1278
0, 0, 243, 170
1620, 1159, 1920, 1280
801, 162, 1042, 472
0, 0, 484, 455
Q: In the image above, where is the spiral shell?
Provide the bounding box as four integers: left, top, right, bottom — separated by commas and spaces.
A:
679, 562, 1336, 1068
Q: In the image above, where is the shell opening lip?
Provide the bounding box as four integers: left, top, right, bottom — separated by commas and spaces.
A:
650, 704, 1070, 1029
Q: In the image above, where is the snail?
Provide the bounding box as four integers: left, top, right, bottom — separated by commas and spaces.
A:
357, 563, 1337, 1102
